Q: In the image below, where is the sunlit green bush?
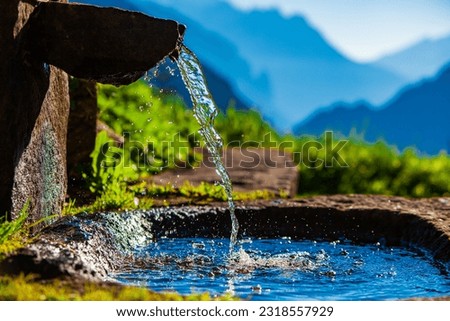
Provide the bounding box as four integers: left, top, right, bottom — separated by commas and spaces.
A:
295, 137, 450, 197
98, 81, 201, 174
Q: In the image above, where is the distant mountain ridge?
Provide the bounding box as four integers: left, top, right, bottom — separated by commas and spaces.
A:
74, 0, 450, 137
373, 35, 450, 81
294, 64, 450, 154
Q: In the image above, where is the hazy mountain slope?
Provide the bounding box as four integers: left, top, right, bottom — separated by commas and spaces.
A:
152, 0, 407, 129
294, 65, 450, 154
373, 35, 450, 80
79, 0, 435, 131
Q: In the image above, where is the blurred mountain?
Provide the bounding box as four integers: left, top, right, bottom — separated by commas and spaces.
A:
294, 65, 450, 154
373, 35, 450, 81
74, 0, 258, 111
149, 0, 408, 130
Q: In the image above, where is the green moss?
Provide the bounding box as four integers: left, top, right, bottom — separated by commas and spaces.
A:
134, 181, 282, 202
0, 275, 235, 301
64, 181, 281, 216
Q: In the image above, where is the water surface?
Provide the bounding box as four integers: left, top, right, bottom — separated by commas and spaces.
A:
114, 237, 450, 300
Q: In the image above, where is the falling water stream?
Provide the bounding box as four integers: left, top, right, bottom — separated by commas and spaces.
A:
176, 45, 239, 250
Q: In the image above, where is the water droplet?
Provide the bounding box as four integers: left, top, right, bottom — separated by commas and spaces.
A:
192, 242, 205, 249
251, 285, 262, 293
166, 65, 176, 76
143, 71, 151, 82
324, 270, 336, 277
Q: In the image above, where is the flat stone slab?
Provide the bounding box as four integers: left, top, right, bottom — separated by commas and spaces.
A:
150, 148, 299, 197
23, 1, 185, 85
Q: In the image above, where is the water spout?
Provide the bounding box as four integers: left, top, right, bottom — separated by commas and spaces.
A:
20, 1, 186, 85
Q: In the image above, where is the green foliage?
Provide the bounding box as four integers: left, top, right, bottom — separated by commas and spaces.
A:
84, 130, 139, 194
215, 107, 280, 146
0, 203, 29, 258
77, 130, 144, 213
296, 137, 450, 197
63, 192, 154, 217
80, 81, 281, 213
0, 203, 28, 244
90, 186, 137, 212
97, 81, 201, 175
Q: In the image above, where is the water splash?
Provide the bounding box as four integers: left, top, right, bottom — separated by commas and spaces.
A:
113, 237, 450, 300
177, 45, 239, 250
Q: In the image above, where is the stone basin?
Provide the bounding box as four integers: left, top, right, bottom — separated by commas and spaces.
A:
1, 195, 448, 287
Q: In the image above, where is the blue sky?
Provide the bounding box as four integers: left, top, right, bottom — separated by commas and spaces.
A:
227, 0, 450, 62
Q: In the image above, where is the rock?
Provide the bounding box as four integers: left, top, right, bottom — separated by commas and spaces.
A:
67, 79, 98, 178
67, 79, 126, 201
0, 210, 156, 281
0, 0, 70, 224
